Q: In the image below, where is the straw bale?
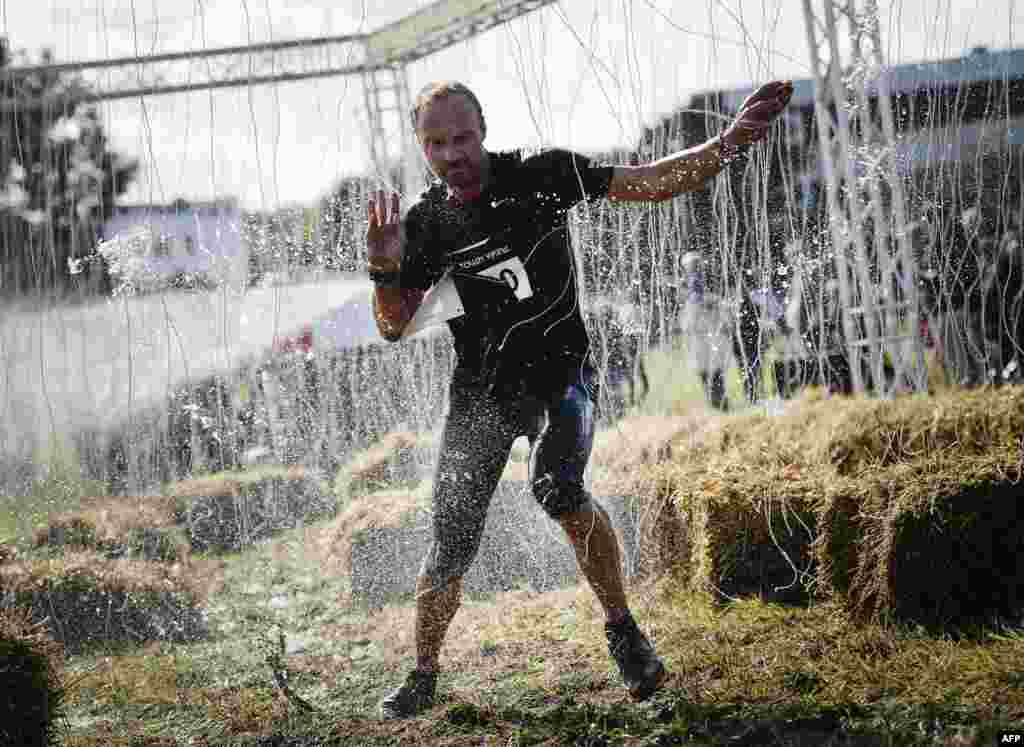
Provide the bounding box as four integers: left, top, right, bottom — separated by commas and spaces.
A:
497, 414, 704, 488
0, 605, 65, 747
666, 461, 821, 603
344, 481, 579, 606
312, 480, 431, 578
637, 386, 1024, 627
0, 550, 208, 653
312, 479, 640, 607
334, 430, 436, 500
652, 386, 1024, 478
584, 414, 727, 579
164, 474, 243, 498
628, 402, 829, 597
591, 415, 705, 474
630, 463, 689, 581
809, 488, 861, 601
33, 495, 187, 563
174, 468, 335, 552
811, 387, 1024, 476
817, 453, 1024, 628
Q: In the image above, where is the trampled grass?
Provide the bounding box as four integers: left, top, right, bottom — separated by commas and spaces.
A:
5, 349, 1024, 745
52, 569, 1024, 745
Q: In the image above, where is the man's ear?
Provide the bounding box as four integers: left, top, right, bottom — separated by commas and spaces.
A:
480, 116, 487, 141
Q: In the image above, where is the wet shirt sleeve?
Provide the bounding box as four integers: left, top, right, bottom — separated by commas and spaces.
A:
399, 202, 441, 291
525, 149, 614, 209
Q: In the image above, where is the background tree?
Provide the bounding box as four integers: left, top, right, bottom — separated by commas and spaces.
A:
0, 37, 137, 300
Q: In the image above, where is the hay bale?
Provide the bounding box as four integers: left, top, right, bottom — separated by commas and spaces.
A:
667, 465, 820, 603
334, 430, 435, 500
816, 455, 1024, 628
32, 495, 188, 563
588, 414, 713, 580
634, 407, 823, 602
33, 516, 98, 552
640, 386, 1024, 628
810, 386, 1024, 476
170, 466, 335, 553
0, 551, 208, 654
316, 480, 639, 608
0, 605, 65, 747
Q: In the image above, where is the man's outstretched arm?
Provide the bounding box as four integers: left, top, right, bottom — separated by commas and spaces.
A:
607, 80, 793, 203
607, 138, 732, 202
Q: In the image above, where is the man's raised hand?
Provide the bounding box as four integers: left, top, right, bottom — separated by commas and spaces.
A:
366, 190, 403, 272
723, 80, 794, 149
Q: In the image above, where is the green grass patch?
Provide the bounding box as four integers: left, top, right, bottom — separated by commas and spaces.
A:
1, 434, 108, 547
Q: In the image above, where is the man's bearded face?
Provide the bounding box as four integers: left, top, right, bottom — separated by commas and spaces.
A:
416, 93, 487, 201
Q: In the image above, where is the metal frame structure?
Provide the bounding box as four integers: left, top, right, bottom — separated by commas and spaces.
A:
0, 0, 556, 188
800, 0, 926, 396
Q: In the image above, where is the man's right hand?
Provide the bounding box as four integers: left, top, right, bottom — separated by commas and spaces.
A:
722, 80, 793, 149
366, 190, 403, 272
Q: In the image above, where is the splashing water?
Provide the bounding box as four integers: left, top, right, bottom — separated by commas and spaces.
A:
1, 1, 1022, 642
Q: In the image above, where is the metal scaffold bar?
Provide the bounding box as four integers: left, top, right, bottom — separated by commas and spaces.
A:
0, 34, 371, 106
367, 0, 556, 66
0, 0, 556, 106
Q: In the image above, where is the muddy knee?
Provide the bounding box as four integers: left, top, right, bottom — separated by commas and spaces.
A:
531, 473, 595, 519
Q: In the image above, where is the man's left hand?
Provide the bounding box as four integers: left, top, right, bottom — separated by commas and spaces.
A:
723, 80, 794, 148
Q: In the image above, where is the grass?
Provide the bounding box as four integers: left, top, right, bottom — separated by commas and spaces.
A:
1, 434, 106, 547
5, 346, 1024, 745
49, 572, 1024, 744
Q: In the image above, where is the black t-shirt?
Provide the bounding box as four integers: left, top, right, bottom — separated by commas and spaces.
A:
401, 148, 614, 395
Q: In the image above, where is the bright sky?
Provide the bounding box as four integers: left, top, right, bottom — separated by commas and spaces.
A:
2, 0, 1021, 210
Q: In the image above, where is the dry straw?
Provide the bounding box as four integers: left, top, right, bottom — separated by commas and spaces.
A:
333, 430, 436, 500
645, 386, 1024, 628
32, 495, 186, 564
0, 605, 66, 747
0, 550, 209, 653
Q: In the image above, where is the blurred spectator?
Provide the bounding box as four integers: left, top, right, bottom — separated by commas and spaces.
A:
779, 237, 854, 396
983, 229, 1024, 383
590, 301, 649, 422
917, 207, 993, 388
679, 252, 731, 410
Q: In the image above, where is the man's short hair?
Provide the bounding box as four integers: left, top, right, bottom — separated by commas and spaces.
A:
411, 81, 486, 137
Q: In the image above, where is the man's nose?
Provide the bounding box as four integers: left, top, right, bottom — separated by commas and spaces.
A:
437, 141, 459, 162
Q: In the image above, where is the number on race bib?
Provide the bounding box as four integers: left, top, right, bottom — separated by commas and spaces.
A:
476, 256, 533, 301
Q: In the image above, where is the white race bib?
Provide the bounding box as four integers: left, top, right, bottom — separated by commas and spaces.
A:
475, 256, 534, 301
402, 273, 464, 338
401, 249, 534, 338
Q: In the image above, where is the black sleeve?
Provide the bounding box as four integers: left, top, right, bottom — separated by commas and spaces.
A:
526, 149, 615, 208
399, 200, 441, 291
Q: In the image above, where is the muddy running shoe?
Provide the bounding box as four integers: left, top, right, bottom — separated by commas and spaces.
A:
605, 615, 667, 701
379, 669, 437, 719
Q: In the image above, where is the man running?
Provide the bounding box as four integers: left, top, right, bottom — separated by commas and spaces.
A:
367, 78, 792, 719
